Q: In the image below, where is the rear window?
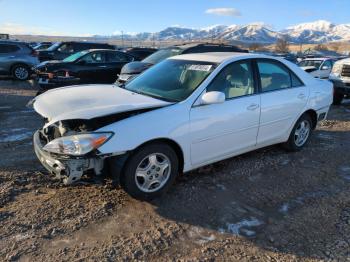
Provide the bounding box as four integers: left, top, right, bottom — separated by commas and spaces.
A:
0, 44, 20, 53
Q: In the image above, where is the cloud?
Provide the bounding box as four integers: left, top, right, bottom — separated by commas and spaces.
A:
205, 8, 241, 17
0, 22, 92, 36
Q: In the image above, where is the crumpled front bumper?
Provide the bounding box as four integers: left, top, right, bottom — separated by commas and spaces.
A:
33, 131, 104, 184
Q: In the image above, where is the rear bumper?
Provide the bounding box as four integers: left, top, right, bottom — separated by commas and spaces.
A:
33, 131, 104, 184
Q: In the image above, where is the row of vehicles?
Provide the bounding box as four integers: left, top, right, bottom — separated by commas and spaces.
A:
1, 39, 349, 104
0, 39, 336, 199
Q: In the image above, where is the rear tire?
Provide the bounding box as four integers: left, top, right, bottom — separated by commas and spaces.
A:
333, 91, 343, 105
283, 114, 313, 152
12, 64, 30, 81
119, 143, 179, 200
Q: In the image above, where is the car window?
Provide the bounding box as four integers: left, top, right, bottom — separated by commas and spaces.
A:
207, 60, 255, 99
257, 60, 292, 92
291, 73, 303, 87
322, 60, 332, 69
0, 44, 20, 53
57, 43, 75, 53
107, 52, 133, 62
81, 52, 105, 63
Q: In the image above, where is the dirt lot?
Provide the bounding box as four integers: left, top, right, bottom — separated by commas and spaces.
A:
0, 79, 350, 261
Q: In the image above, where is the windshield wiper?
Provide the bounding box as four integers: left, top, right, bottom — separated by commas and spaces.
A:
127, 89, 178, 103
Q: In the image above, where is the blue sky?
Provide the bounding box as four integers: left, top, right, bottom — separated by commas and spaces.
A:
0, 0, 349, 36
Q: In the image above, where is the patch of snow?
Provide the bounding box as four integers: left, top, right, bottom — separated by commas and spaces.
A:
221, 217, 263, 237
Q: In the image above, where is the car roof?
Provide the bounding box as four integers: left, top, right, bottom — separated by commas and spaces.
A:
0, 40, 27, 45
302, 57, 331, 61
170, 52, 258, 63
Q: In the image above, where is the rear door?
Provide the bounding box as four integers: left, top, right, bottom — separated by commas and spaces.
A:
190, 59, 261, 166
256, 59, 308, 145
104, 51, 134, 82
0, 44, 20, 73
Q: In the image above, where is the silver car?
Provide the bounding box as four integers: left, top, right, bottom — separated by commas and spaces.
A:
0, 40, 39, 80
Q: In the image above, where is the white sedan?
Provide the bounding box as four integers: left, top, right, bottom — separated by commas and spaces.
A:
31, 52, 333, 200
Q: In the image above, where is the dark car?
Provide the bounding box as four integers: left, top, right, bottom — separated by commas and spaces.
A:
117, 43, 248, 83
0, 40, 39, 80
34, 49, 135, 92
33, 42, 53, 50
124, 47, 158, 60
37, 41, 115, 62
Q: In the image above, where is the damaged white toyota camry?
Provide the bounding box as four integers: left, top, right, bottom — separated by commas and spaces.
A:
31, 52, 333, 200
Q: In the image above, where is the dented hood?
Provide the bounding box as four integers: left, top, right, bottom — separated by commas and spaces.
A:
32, 84, 171, 126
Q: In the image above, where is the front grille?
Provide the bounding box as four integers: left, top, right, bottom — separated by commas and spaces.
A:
341, 64, 350, 77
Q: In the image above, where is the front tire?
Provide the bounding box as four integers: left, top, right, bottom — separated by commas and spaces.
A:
283, 114, 313, 152
12, 64, 30, 81
120, 143, 179, 200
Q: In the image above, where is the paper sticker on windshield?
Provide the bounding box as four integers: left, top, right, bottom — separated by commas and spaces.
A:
188, 65, 212, 72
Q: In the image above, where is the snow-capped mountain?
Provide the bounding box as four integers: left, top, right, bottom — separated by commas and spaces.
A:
109, 20, 350, 44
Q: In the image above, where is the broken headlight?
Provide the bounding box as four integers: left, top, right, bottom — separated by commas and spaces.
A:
43, 132, 113, 156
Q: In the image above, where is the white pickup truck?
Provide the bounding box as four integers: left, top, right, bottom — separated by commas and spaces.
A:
329, 58, 350, 104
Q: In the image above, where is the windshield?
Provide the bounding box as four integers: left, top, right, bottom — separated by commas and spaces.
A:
63, 50, 89, 62
124, 59, 216, 102
142, 48, 182, 64
46, 42, 61, 51
298, 60, 323, 69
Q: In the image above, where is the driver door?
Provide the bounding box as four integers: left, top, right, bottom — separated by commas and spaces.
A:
189, 60, 261, 166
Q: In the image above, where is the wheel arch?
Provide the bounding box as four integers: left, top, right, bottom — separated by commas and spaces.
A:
134, 138, 185, 173
303, 109, 318, 129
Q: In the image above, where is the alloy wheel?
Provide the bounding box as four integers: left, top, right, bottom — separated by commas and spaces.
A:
135, 153, 171, 193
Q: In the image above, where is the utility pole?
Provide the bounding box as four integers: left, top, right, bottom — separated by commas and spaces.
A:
121, 30, 124, 48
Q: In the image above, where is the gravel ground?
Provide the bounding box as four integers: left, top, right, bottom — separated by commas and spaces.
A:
0, 79, 350, 261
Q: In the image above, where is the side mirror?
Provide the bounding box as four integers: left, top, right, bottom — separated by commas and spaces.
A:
321, 66, 330, 70
76, 60, 86, 65
200, 91, 225, 105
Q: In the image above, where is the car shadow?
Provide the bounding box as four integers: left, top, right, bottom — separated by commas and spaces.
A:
149, 127, 350, 259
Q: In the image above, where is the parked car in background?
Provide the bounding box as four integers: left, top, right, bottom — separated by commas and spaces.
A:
298, 58, 334, 79
34, 49, 135, 92
0, 40, 39, 80
31, 52, 332, 199
117, 43, 248, 83
124, 47, 157, 60
329, 57, 350, 105
33, 42, 53, 50
37, 41, 115, 62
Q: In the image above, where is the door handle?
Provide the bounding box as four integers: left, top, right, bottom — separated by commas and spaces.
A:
247, 104, 259, 111
297, 93, 306, 99
98, 65, 107, 68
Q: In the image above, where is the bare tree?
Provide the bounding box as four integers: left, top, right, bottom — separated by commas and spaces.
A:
314, 44, 328, 51
275, 38, 290, 53
249, 43, 263, 51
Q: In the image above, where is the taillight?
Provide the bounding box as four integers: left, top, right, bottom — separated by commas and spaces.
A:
31, 50, 38, 57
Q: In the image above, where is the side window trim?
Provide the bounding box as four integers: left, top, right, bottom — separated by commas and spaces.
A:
256, 58, 305, 94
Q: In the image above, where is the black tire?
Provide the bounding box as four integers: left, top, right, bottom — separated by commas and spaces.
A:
120, 142, 179, 200
282, 114, 313, 152
11, 64, 30, 81
333, 91, 343, 105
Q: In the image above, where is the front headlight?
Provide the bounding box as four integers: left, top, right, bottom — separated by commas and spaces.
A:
43, 132, 113, 156
332, 63, 343, 74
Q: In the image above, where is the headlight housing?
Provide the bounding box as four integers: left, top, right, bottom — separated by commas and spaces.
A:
43, 132, 113, 156
332, 63, 343, 75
